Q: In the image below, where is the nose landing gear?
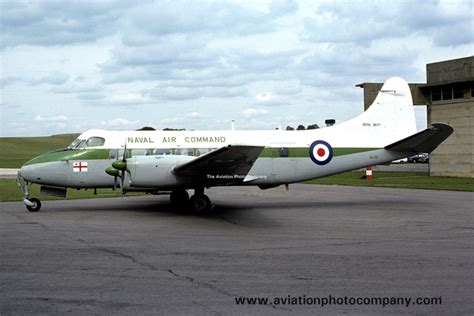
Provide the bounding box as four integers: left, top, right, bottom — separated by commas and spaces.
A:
24, 197, 41, 212
17, 172, 42, 212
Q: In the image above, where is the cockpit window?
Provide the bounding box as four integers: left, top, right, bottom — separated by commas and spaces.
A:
68, 139, 86, 149
84, 137, 105, 148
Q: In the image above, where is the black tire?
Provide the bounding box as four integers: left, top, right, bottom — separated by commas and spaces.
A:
170, 189, 189, 207
189, 194, 213, 215
26, 198, 41, 212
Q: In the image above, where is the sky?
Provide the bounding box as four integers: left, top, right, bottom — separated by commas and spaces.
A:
0, 0, 473, 137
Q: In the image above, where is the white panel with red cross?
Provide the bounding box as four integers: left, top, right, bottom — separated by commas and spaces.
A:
73, 162, 88, 172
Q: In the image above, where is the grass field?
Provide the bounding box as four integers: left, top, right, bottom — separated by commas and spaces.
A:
306, 171, 474, 192
0, 134, 78, 168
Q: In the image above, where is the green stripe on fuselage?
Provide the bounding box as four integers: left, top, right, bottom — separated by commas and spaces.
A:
258, 147, 379, 158
23, 147, 380, 166
23, 149, 111, 166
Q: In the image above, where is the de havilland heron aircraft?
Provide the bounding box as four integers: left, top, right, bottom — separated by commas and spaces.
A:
17, 77, 453, 214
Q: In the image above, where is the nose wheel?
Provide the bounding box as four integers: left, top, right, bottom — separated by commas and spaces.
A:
17, 174, 42, 212
25, 198, 42, 212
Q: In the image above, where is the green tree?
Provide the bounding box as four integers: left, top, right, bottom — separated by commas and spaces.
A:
136, 126, 156, 131
163, 128, 186, 131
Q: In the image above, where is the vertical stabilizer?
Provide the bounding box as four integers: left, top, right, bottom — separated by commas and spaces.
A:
341, 77, 418, 146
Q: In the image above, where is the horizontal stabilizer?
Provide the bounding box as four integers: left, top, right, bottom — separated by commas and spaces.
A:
385, 123, 453, 153
173, 144, 264, 178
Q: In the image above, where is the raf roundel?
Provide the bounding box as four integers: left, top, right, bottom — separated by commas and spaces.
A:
309, 140, 333, 165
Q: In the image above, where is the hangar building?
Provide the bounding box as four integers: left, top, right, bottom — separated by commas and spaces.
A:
356, 56, 474, 178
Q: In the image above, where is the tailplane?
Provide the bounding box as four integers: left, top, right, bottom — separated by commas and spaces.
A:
385, 123, 453, 153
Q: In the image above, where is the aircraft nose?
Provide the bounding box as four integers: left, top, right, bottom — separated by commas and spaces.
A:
20, 164, 37, 182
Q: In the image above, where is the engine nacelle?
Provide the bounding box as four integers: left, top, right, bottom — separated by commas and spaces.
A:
126, 155, 194, 188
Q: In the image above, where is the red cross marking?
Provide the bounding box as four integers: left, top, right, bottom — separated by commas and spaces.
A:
74, 162, 88, 172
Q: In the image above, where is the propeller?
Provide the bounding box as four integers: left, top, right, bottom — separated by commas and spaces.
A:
119, 144, 128, 189
108, 144, 129, 190
105, 165, 119, 190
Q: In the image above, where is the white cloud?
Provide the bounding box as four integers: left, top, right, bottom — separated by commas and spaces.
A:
107, 93, 152, 105
145, 85, 247, 101
1, 0, 472, 136
188, 111, 201, 118
34, 115, 68, 122
274, 80, 301, 95
254, 91, 287, 106
255, 92, 273, 102
30, 72, 70, 85
242, 107, 268, 117
100, 118, 139, 128
160, 117, 182, 124
1, 72, 70, 87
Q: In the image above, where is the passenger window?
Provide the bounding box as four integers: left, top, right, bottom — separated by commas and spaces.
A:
131, 149, 147, 156
177, 148, 190, 156
154, 148, 172, 155
196, 148, 213, 156
85, 137, 105, 147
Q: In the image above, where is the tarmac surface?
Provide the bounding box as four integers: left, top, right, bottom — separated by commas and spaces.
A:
0, 168, 19, 179
1, 184, 473, 315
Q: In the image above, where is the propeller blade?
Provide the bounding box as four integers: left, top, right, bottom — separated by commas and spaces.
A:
120, 170, 125, 189
122, 144, 128, 162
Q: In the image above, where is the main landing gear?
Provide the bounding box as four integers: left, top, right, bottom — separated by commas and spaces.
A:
170, 187, 214, 215
17, 174, 42, 212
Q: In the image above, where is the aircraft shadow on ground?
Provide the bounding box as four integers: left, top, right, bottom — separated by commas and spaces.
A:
7, 197, 425, 229
44, 197, 414, 217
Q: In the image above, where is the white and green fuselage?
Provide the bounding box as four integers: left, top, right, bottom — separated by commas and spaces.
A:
18, 77, 453, 211
21, 128, 404, 190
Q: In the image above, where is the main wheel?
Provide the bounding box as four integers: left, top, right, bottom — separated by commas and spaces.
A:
189, 194, 213, 215
26, 198, 41, 212
170, 189, 189, 207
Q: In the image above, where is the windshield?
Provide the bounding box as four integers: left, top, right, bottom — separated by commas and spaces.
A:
68, 137, 105, 149
68, 139, 86, 149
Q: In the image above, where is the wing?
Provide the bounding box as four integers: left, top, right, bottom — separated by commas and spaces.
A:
385, 123, 453, 153
173, 145, 264, 184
